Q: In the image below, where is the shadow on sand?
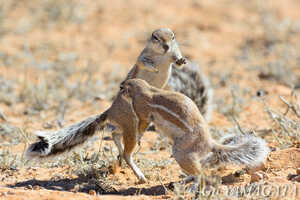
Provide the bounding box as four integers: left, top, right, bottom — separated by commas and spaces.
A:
8, 177, 176, 196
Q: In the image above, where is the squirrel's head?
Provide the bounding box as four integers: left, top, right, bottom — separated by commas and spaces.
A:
146, 28, 186, 68
120, 79, 151, 102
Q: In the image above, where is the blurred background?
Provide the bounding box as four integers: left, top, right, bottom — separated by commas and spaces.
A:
1, 0, 299, 128
0, 0, 299, 198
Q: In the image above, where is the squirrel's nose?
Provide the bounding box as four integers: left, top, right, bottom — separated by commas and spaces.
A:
163, 44, 169, 52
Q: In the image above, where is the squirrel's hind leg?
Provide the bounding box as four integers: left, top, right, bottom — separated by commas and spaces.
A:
172, 143, 201, 177
112, 131, 124, 166
123, 130, 147, 183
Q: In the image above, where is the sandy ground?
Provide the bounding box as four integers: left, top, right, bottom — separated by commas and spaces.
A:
0, 0, 300, 199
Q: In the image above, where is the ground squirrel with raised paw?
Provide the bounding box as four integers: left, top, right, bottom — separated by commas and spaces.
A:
26, 28, 185, 183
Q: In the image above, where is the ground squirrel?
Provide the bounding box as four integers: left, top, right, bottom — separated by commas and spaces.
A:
25, 28, 213, 183
120, 79, 270, 183
26, 28, 186, 183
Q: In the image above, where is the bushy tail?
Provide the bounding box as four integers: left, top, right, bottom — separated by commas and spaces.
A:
168, 61, 214, 122
26, 111, 108, 158
202, 134, 270, 167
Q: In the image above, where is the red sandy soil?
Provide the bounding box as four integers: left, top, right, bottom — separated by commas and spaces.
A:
0, 0, 299, 199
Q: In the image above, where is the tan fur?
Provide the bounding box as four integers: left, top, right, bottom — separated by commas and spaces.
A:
120, 79, 269, 181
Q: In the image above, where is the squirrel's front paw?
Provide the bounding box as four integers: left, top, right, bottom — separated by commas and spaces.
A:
176, 58, 187, 65
175, 58, 187, 66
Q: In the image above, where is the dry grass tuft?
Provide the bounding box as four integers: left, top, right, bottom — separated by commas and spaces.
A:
263, 91, 300, 148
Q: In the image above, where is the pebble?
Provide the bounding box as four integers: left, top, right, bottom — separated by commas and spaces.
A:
89, 189, 96, 196
250, 171, 264, 183
33, 185, 40, 190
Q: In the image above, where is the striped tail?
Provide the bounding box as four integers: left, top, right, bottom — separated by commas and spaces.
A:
26, 111, 107, 158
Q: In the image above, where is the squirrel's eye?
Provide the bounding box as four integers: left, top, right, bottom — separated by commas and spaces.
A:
120, 85, 125, 93
171, 35, 175, 40
152, 34, 159, 41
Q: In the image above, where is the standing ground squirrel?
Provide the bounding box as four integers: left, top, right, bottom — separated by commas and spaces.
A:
120, 79, 270, 183
26, 28, 186, 183
25, 28, 214, 183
